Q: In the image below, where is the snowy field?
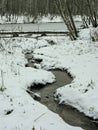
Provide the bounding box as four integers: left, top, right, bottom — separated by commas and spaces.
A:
0, 26, 98, 130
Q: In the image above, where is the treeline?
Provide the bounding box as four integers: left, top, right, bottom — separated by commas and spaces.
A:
55, 0, 98, 40
0, 0, 98, 40
0, 0, 98, 17
0, 0, 57, 16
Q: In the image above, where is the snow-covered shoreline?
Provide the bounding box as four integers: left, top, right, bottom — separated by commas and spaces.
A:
0, 15, 63, 24
0, 15, 82, 24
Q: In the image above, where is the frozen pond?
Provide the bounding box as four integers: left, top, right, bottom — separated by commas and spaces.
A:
0, 22, 82, 32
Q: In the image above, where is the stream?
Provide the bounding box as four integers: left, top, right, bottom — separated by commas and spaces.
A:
25, 53, 98, 130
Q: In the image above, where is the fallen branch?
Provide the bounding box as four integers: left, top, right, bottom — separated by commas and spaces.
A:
0, 31, 69, 35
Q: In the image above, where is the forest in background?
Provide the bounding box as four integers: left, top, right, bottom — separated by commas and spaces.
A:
0, 0, 98, 17
0, 0, 98, 40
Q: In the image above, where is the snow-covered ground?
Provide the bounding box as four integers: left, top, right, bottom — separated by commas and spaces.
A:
0, 37, 83, 130
0, 25, 98, 130
0, 15, 63, 24
0, 15, 82, 24
33, 28, 98, 120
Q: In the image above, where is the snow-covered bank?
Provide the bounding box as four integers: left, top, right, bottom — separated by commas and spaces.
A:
0, 15, 63, 24
0, 15, 82, 24
0, 38, 82, 130
33, 28, 98, 120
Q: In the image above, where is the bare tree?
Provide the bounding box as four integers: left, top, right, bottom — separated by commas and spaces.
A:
74, 0, 98, 28
74, 0, 89, 28
0, 0, 98, 29
86, 0, 97, 27
55, 0, 78, 40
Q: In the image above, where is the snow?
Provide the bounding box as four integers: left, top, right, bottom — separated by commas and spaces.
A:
0, 15, 33, 24
0, 37, 82, 130
0, 15, 63, 24
33, 28, 98, 120
39, 15, 63, 23
74, 15, 82, 22
0, 15, 82, 24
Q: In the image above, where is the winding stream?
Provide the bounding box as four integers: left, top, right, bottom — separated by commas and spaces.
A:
26, 53, 98, 130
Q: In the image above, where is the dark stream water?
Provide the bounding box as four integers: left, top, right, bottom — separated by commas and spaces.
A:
25, 53, 98, 130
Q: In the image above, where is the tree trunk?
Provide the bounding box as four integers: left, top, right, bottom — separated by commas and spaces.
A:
86, 0, 97, 27
55, 0, 78, 40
